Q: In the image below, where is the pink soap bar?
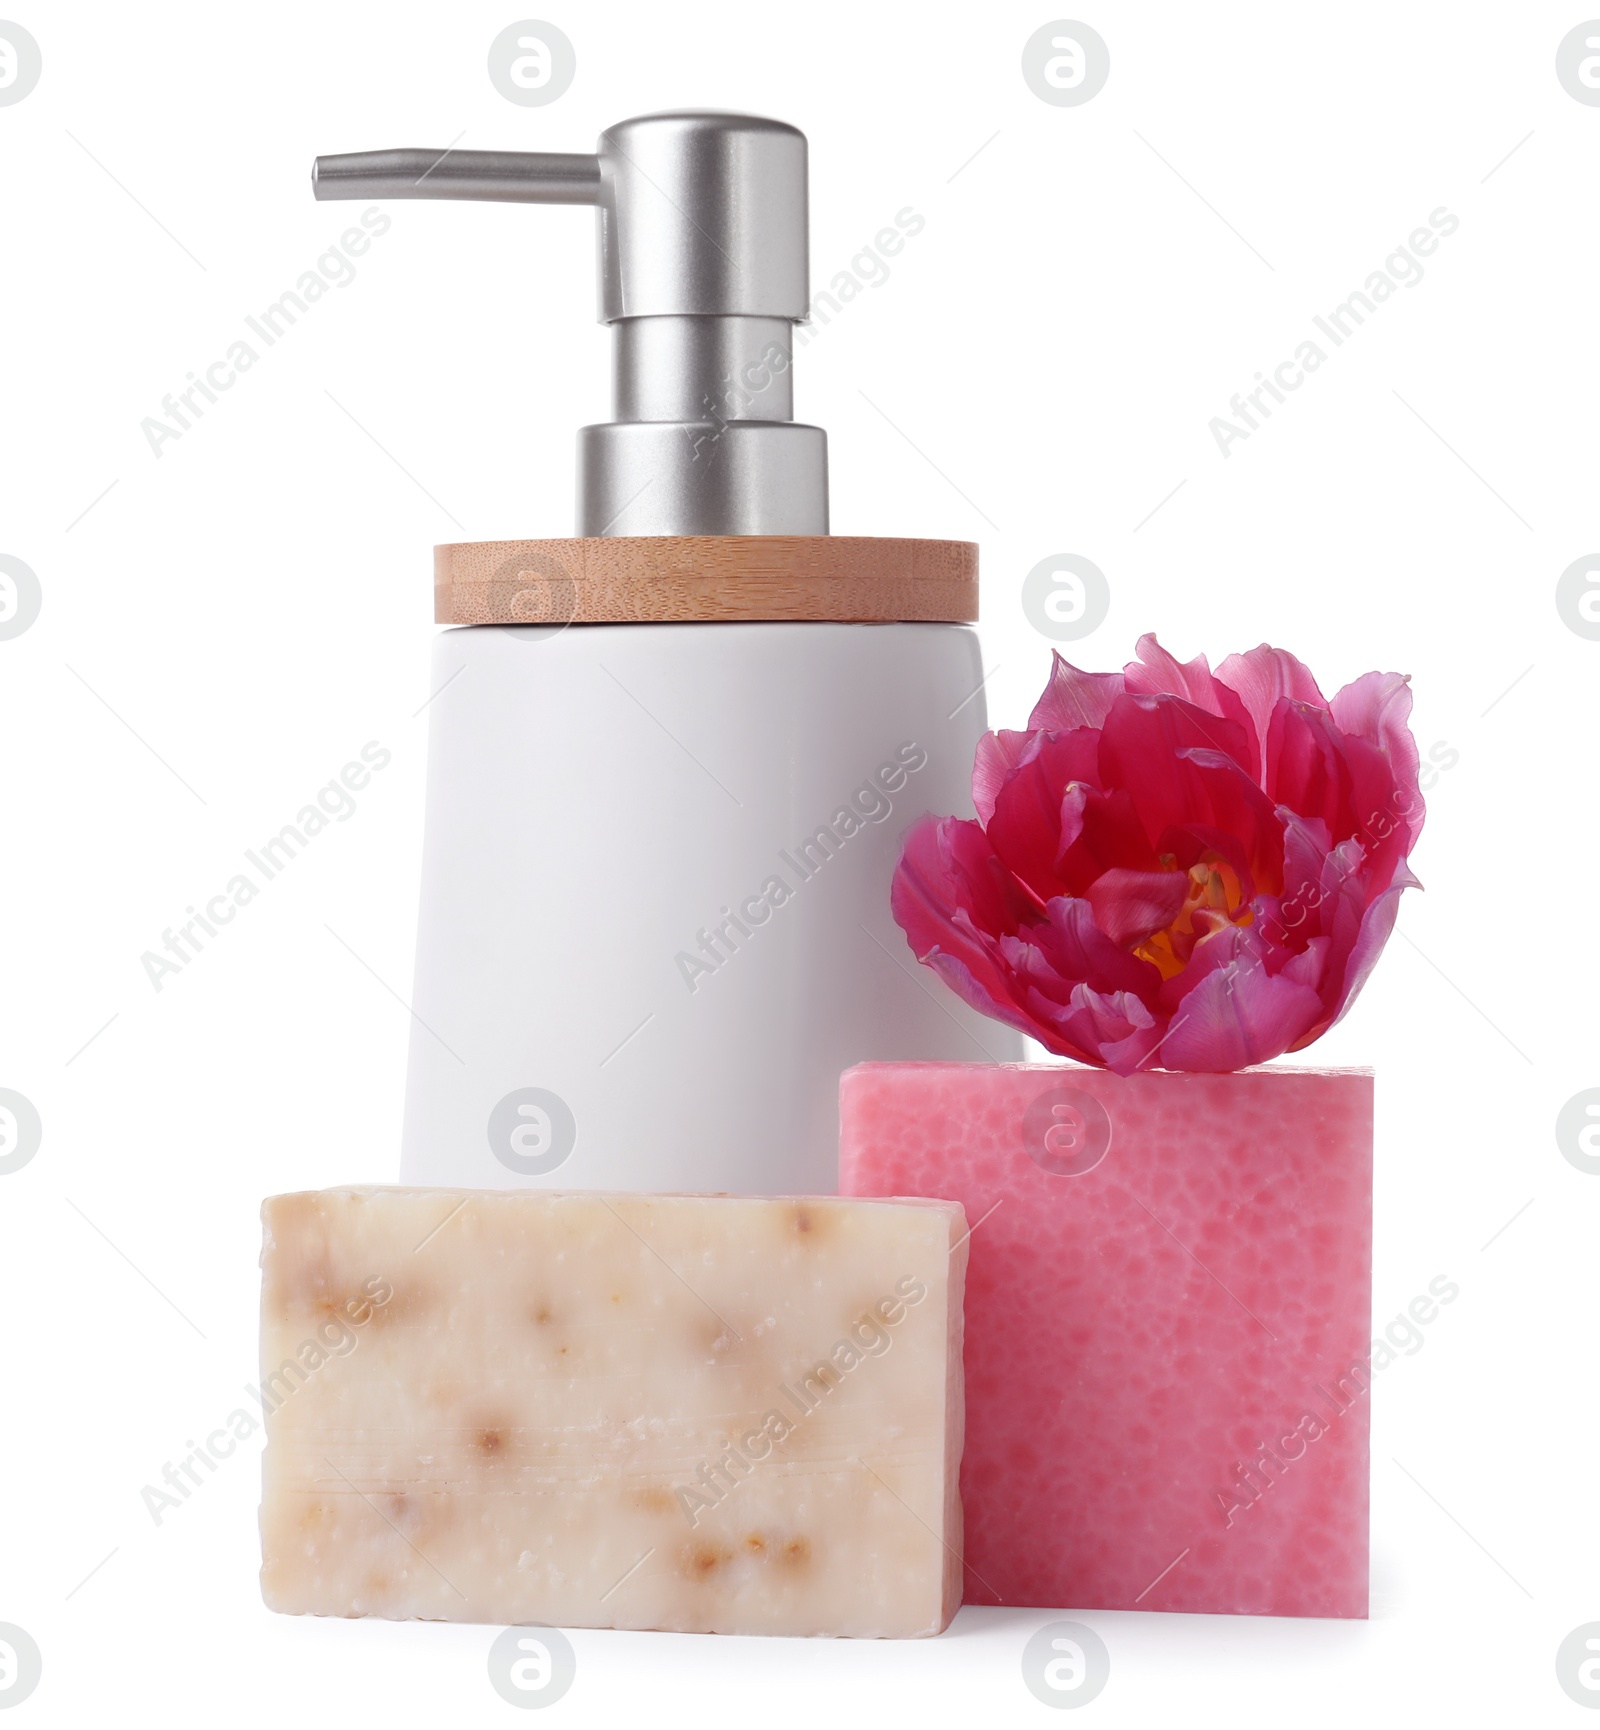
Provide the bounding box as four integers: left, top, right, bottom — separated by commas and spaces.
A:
840, 1063, 1372, 1619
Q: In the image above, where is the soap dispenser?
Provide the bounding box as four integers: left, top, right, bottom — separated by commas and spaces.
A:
313, 112, 1021, 1193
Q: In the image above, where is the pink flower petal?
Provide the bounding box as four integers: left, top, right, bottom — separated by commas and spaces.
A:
1085, 867, 1192, 948
1031, 896, 1166, 1001
1126, 634, 1260, 777
1099, 1016, 1168, 1075
972, 730, 1031, 827
1055, 783, 1161, 895
1098, 695, 1257, 829
1265, 704, 1413, 894
986, 731, 1103, 904
891, 818, 1024, 1000
1330, 670, 1424, 850
1028, 652, 1126, 733
1097, 694, 1280, 884
1214, 644, 1329, 764
1061, 985, 1164, 1074
1159, 943, 1325, 1070
1290, 880, 1409, 1048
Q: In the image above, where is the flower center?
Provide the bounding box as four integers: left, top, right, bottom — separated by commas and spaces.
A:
1131, 853, 1252, 980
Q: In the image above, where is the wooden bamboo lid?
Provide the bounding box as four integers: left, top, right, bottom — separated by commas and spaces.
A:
434, 536, 978, 626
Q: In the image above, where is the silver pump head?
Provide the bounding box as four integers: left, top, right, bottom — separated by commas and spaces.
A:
312, 111, 828, 537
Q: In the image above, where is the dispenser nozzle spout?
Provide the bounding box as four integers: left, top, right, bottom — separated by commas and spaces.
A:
311, 148, 602, 205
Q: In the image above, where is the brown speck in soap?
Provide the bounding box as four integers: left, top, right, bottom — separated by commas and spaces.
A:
789, 1202, 838, 1243
475, 1425, 507, 1459
533, 1303, 555, 1326
695, 1316, 737, 1358
744, 1533, 767, 1555
630, 1486, 676, 1516
683, 1541, 730, 1579
780, 1536, 812, 1569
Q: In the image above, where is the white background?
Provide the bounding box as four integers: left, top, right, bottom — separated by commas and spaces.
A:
2, 1, 1596, 1723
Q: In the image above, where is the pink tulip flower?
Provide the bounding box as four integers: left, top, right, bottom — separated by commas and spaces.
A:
892, 636, 1423, 1072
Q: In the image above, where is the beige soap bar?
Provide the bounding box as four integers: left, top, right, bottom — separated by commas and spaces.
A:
258, 1188, 967, 1637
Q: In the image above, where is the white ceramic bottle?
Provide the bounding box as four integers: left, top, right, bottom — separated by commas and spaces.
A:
313, 113, 1020, 1192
